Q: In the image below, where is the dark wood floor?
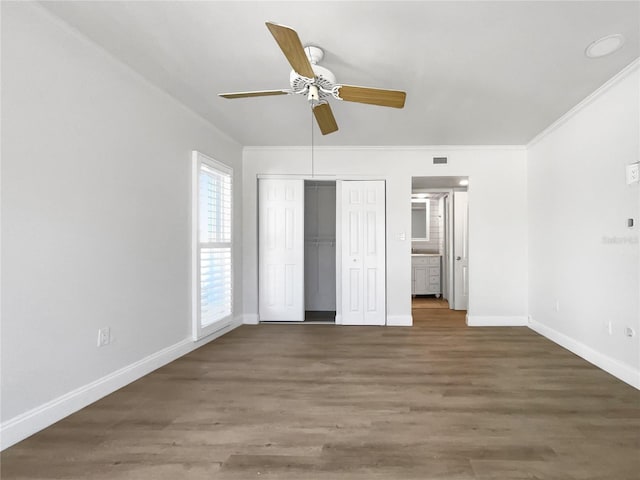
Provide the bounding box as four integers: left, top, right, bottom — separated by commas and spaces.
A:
2, 307, 639, 479
412, 296, 451, 310
412, 297, 466, 328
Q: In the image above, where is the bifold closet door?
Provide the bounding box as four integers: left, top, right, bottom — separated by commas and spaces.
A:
258, 179, 304, 321
340, 180, 386, 325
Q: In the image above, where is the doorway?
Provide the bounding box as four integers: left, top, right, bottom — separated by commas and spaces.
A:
410, 176, 469, 323
304, 181, 336, 323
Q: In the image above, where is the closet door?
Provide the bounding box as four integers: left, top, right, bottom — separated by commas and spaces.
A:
340, 181, 386, 325
259, 179, 304, 321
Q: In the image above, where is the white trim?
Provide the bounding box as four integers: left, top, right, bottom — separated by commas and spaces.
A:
244, 145, 527, 152
256, 174, 387, 181
0, 317, 243, 451
529, 319, 640, 390
386, 315, 413, 327
466, 315, 528, 327
335, 181, 343, 325
527, 59, 640, 147
445, 192, 455, 308
242, 314, 259, 325
191, 152, 199, 340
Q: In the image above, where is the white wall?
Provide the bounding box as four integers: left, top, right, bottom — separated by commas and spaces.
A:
242, 146, 528, 326
528, 62, 640, 387
1, 3, 243, 447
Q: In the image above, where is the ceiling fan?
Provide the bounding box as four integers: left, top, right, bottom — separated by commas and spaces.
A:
219, 22, 407, 135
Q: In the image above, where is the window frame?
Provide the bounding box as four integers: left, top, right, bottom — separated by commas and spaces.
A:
191, 151, 233, 341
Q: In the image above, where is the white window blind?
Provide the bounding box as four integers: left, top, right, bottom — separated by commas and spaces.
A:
192, 152, 233, 339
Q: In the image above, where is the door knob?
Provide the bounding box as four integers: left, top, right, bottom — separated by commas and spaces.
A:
456, 256, 461, 261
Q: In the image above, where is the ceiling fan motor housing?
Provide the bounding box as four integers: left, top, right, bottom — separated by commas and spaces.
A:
289, 46, 337, 102
290, 65, 336, 100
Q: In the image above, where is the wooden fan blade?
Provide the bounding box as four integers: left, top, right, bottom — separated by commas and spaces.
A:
313, 103, 339, 135
265, 22, 315, 78
219, 90, 289, 99
337, 85, 406, 108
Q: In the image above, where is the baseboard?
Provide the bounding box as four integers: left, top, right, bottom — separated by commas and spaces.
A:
529, 319, 640, 390
334, 314, 342, 325
0, 317, 243, 451
386, 315, 413, 326
242, 313, 259, 325
466, 315, 528, 327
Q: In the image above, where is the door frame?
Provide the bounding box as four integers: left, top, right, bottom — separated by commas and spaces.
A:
409, 185, 469, 312
257, 174, 387, 325
453, 191, 469, 310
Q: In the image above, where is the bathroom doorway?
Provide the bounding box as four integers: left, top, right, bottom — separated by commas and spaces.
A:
410, 176, 469, 322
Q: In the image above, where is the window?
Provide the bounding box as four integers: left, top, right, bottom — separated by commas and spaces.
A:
192, 151, 232, 340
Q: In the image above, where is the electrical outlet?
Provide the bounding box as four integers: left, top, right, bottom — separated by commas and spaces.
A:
627, 163, 639, 185
625, 327, 636, 338
97, 327, 111, 347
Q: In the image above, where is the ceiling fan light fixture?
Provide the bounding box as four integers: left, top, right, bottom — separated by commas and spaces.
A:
307, 85, 320, 105
585, 34, 625, 58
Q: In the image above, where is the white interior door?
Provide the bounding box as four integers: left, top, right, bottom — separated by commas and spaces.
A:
453, 191, 469, 310
340, 181, 386, 325
259, 179, 304, 321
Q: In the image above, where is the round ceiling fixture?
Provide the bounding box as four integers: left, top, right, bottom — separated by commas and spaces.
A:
585, 34, 625, 58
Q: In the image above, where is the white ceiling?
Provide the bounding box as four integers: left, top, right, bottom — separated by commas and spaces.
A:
40, 1, 639, 147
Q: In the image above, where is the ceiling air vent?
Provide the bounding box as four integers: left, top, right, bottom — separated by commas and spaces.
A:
433, 156, 448, 165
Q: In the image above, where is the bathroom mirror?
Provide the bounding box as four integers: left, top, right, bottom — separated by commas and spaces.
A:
411, 199, 430, 241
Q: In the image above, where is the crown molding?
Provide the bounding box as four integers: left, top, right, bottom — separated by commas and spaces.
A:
527, 58, 640, 148
243, 145, 527, 153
